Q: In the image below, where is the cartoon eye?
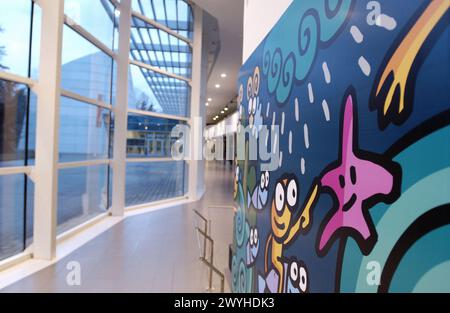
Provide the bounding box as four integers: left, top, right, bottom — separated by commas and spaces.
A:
264, 171, 269, 188
249, 228, 254, 246
290, 261, 298, 282
247, 76, 253, 101
260, 173, 265, 189
339, 175, 345, 188
275, 183, 284, 212
350, 165, 357, 185
253, 67, 260, 96
287, 179, 297, 207
253, 228, 258, 246
299, 264, 308, 293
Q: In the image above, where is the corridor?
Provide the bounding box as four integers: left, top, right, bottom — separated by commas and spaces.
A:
2, 162, 235, 292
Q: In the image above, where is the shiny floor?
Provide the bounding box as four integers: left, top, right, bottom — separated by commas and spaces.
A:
2, 161, 235, 293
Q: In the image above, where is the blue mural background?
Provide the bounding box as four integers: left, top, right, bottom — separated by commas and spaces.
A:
232, 0, 450, 293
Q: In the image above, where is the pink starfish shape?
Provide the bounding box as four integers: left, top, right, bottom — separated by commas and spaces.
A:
318, 92, 399, 255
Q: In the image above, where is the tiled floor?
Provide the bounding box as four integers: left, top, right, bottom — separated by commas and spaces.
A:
1, 161, 235, 293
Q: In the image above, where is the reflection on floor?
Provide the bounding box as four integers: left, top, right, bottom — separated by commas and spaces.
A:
1, 161, 235, 293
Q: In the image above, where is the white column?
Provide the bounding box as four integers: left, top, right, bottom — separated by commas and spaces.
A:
33, 0, 64, 260
188, 5, 205, 200
111, 0, 132, 216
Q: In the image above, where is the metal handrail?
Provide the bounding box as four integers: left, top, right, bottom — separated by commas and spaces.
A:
193, 209, 208, 260
196, 227, 225, 293
193, 209, 225, 293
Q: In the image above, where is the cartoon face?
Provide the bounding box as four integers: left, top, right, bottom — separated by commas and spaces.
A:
257, 171, 270, 208
319, 95, 397, 253
247, 67, 260, 128
249, 170, 270, 210
271, 175, 299, 240
246, 227, 259, 266
286, 259, 309, 293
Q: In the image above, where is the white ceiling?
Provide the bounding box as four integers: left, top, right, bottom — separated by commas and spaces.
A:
192, 0, 244, 125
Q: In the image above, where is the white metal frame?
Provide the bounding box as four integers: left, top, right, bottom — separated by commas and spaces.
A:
0, 0, 205, 265
111, 0, 132, 217
32, 0, 65, 260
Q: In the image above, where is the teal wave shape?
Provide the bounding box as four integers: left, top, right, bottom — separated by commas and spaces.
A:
262, 0, 353, 104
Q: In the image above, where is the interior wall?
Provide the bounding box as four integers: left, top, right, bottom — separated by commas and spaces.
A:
233, 0, 450, 293
242, 0, 293, 63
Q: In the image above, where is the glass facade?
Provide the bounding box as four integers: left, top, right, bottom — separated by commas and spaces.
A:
0, 0, 193, 261
127, 114, 185, 158
132, 0, 193, 39
125, 161, 185, 207
0, 1, 33, 77
61, 26, 115, 104
0, 0, 38, 260
57, 165, 109, 234
59, 97, 112, 162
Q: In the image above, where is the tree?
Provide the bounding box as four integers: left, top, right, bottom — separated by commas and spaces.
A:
0, 25, 27, 162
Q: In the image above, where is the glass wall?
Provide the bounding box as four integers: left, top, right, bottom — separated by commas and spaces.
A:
0, 0, 195, 261
0, 0, 38, 260
57, 165, 109, 233
125, 0, 192, 205
125, 161, 185, 207
57, 0, 116, 234
132, 0, 194, 40
127, 114, 185, 158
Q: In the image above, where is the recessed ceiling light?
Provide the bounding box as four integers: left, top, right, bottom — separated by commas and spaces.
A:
224, 107, 228, 111
221, 111, 224, 114
205, 102, 209, 106
208, 98, 212, 102
221, 73, 227, 78
215, 84, 220, 88
215, 115, 219, 119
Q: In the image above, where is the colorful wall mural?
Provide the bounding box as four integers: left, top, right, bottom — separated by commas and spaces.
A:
231, 0, 450, 293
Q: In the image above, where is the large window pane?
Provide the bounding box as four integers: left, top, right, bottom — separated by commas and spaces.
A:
0, 0, 32, 77
0, 80, 30, 168
57, 165, 109, 234
61, 26, 114, 104
129, 64, 190, 117
132, 0, 194, 40
127, 114, 184, 158
59, 97, 111, 162
130, 15, 193, 79
125, 161, 185, 206
65, 0, 115, 49
0, 174, 25, 260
